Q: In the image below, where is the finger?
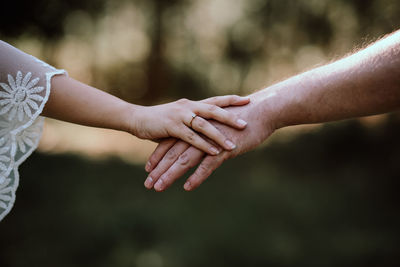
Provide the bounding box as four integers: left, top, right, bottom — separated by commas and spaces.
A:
183, 153, 227, 191
144, 141, 190, 189
173, 125, 221, 156
153, 146, 204, 192
146, 138, 177, 172
194, 103, 248, 129
191, 116, 236, 151
201, 95, 250, 107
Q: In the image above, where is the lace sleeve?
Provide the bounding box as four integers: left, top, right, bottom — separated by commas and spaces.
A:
0, 40, 67, 221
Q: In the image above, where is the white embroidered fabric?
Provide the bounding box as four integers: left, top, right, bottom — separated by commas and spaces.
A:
0, 41, 66, 221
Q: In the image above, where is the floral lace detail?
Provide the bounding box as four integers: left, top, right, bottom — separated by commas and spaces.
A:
0, 71, 45, 122
0, 178, 13, 210
0, 118, 45, 221
0, 40, 68, 221
0, 67, 66, 221
0, 121, 14, 184
0, 143, 11, 174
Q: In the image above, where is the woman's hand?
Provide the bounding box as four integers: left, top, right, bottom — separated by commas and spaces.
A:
142, 97, 276, 191
127, 95, 250, 155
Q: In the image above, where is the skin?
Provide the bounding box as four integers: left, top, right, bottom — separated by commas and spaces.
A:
42, 75, 251, 156
145, 29, 400, 192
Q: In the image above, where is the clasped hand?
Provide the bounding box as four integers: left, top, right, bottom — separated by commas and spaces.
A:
143, 95, 277, 192
130, 95, 249, 155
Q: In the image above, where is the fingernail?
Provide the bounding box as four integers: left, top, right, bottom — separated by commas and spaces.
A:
154, 179, 164, 191
144, 176, 153, 188
236, 119, 247, 127
225, 140, 236, 150
184, 181, 191, 191
210, 147, 220, 155
145, 161, 151, 172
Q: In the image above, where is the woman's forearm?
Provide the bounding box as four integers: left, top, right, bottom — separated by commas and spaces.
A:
42, 75, 136, 132
253, 30, 400, 129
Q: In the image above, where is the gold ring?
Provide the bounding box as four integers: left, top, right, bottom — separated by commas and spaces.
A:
189, 114, 197, 128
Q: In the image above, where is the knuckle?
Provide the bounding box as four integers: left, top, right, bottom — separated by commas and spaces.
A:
207, 96, 217, 102
186, 131, 195, 142
165, 148, 178, 160
177, 153, 190, 167
208, 105, 217, 112
149, 171, 161, 180
194, 118, 206, 129
161, 173, 171, 182
177, 98, 189, 105
151, 168, 165, 180
197, 164, 210, 176
149, 154, 158, 165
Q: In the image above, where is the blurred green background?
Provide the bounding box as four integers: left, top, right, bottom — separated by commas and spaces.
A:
1, 0, 400, 266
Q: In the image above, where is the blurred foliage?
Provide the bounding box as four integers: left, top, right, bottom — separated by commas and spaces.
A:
1, 118, 400, 266
0, 0, 105, 39
1, 0, 400, 266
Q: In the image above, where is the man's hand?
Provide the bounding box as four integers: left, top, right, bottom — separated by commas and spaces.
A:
144, 29, 400, 192
143, 96, 278, 191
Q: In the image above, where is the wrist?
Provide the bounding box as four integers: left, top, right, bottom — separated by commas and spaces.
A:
249, 85, 287, 131
120, 102, 144, 136
250, 75, 308, 131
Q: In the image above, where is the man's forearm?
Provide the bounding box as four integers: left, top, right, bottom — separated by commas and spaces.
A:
252, 30, 400, 130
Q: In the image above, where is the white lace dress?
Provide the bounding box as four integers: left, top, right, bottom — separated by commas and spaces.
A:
0, 41, 66, 221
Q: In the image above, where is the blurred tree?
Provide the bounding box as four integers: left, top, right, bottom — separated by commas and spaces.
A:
0, 0, 106, 39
